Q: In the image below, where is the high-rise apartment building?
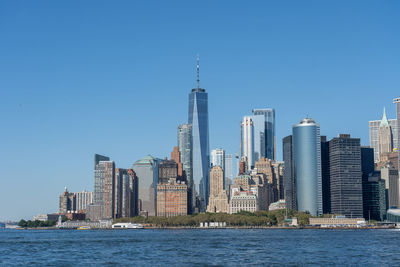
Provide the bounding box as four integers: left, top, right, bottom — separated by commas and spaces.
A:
292, 118, 323, 216
283, 135, 296, 211
241, 116, 254, 170
252, 108, 276, 160
132, 155, 159, 216
369, 108, 398, 162
330, 134, 363, 218
211, 148, 225, 170
188, 57, 209, 210
75, 190, 93, 212
88, 154, 116, 220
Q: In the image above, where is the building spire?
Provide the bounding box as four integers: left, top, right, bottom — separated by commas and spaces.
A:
196, 54, 200, 89
380, 107, 389, 126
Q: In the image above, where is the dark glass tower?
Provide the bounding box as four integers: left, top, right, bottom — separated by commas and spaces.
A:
283, 135, 296, 210
188, 57, 209, 211
329, 134, 363, 218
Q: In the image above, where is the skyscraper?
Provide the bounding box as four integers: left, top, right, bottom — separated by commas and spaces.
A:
283, 135, 296, 211
252, 108, 276, 160
292, 118, 322, 216
93, 156, 115, 219
188, 57, 209, 210
211, 148, 225, 170
379, 108, 393, 156
178, 124, 194, 213
321, 136, 331, 214
132, 155, 159, 216
207, 166, 229, 213
241, 116, 254, 170
330, 134, 363, 218
115, 168, 138, 218
369, 108, 397, 162
395, 97, 400, 196
224, 154, 234, 189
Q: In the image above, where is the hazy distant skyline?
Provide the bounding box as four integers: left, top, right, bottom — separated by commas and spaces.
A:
1, 1, 399, 220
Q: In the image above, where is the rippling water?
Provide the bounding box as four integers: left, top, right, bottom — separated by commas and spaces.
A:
1, 229, 400, 266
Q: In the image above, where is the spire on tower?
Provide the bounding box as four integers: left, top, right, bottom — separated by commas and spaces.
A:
380, 107, 389, 126
196, 54, 200, 89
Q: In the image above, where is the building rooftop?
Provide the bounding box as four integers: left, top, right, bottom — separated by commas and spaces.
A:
134, 155, 156, 165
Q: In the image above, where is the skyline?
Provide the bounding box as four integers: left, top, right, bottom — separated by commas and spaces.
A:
1, 1, 400, 221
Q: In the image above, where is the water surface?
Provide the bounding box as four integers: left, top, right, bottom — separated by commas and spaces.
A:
1, 229, 399, 266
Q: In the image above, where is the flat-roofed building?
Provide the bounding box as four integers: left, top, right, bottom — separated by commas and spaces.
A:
156, 178, 188, 217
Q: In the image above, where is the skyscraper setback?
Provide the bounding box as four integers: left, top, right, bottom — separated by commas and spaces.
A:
188, 56, 210, 210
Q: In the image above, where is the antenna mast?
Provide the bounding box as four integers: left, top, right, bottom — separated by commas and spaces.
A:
196, 54, 200, 88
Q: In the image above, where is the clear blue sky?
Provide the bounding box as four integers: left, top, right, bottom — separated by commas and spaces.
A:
1, 1, 399, 221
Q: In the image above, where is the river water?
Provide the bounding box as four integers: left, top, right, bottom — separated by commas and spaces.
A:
1, 229, 399, 266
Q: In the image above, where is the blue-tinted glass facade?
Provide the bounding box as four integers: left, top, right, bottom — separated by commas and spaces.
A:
252, 109, 275, 160
293, 118, 322, 216
189, 88, 209, 210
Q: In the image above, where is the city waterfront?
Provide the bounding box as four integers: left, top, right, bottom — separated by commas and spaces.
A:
1, 229, 400, 266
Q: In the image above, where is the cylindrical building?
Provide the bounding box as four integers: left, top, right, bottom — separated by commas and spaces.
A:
292, 118, 322, 216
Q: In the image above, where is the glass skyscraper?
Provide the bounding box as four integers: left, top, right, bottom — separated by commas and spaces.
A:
292, 118, 323, 216
252, 108, 276, 161
188, 59, 209, 210
178, 123, 194, 213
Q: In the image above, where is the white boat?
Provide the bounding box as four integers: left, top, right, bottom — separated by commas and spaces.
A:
112, 223, 143, 229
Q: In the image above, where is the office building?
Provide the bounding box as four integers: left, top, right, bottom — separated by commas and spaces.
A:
321, 136, 331, 214
395, 97, 400, 193
379, 108, 393, 155
225, 154, 234, 188
272, 161, 284, 200
381, 162, 400, 208
115, 168, 138, 218
369, 108, 398, 163
363, 171, 386, 221
230, 174, 273, 212
330, 134, 363, 218
156, 178, 188, 217
188, 57, 210, 210
241, 116, 254, 170
207, 166, 229, 213
132, 155, 159, 216
178, 124, 193, 212
254, 157, 278, 202
292, 118, 323, 216
229, 191, 257, 214
283, 135, 296, 211
252, 108, 276, 160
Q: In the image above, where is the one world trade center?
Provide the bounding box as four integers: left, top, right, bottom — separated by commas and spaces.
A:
188, 56, 210, 211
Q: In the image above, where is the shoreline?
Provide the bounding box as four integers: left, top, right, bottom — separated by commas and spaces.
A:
11, 225, 399, 230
